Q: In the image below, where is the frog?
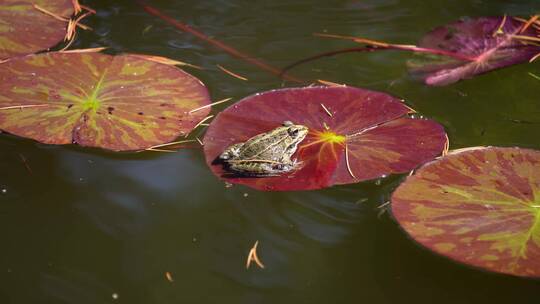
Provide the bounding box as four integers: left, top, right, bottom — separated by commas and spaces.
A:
219, 121, 309, 176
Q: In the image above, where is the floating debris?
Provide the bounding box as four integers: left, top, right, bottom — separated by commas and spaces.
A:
246, 240, 265, 269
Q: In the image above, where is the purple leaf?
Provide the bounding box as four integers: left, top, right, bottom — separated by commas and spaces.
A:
408, 16, 540, 86
203, 86, 447, 191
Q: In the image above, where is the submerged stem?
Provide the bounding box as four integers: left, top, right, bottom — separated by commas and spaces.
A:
280, 47, 376, 77
137, 1, 304, 84
315, 33, 478, 62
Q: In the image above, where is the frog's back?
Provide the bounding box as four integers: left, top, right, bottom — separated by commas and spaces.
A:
237, 129, 288, 159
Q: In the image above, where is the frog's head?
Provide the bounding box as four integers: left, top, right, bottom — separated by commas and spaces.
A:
284, 122, 308, 144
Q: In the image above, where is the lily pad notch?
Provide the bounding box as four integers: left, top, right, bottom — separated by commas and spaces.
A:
203, 86, 448, 191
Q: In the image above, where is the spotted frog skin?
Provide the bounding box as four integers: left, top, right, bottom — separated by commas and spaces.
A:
219, 121, 308, 176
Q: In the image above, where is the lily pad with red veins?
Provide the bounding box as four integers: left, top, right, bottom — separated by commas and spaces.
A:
392, 147, 540, 278
203, 86, 447, 191
408, 16, 540, 86
0, 0, 74, 60
0, 51, 211, 151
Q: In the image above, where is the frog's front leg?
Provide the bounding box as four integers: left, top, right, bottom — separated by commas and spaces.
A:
219, 143, 243, 160
282, 157, 302, 170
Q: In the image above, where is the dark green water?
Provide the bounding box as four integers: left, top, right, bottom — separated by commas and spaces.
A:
1, 0, 540, 303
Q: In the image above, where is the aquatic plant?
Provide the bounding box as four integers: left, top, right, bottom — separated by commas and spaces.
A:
0, 0, 92, 61
408, 16, 540, 86
0, 0, 538, 280
203, 86, 447, 191
392, 147, 540, 278
0, 51, 210, 151
284, 15, 540, 86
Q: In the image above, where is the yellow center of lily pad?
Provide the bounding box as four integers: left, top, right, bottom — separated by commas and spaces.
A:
318, 131, 346, 144
82, 74, 105, 112
82, 96, 100, 111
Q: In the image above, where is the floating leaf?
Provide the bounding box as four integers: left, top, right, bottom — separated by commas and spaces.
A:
392, 147, 540, 278
0, 0, 74, 60
305, 16, 540, 87
203, 86, 446, 191
408, 16, 540, 86
0, 51, 210, 151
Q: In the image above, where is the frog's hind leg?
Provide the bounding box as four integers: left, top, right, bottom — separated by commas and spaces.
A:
287, 158, 303, 170
267, 160, 299, 175
226, 162, 282, 177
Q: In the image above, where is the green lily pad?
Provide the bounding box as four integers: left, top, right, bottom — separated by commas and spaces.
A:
392, 147, 540, 278
0, 0, 74, 60
0, 51, 210, 151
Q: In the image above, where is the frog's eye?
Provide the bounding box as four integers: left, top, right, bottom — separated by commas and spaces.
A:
288, 128, 300, 136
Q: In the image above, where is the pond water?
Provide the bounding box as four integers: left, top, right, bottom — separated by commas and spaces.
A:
1, 0, 540, 303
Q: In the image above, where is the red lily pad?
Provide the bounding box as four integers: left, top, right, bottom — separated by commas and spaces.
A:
392, 147, 540, 278
0, 0, 74, 60
0, 51, 210, 151
203, 86, 447, 191
408, 16, 540, 86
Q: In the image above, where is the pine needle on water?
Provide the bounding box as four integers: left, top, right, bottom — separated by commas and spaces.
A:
189, 98, 232, 114
246, 241, 265, 269
216, 64, 248, 81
